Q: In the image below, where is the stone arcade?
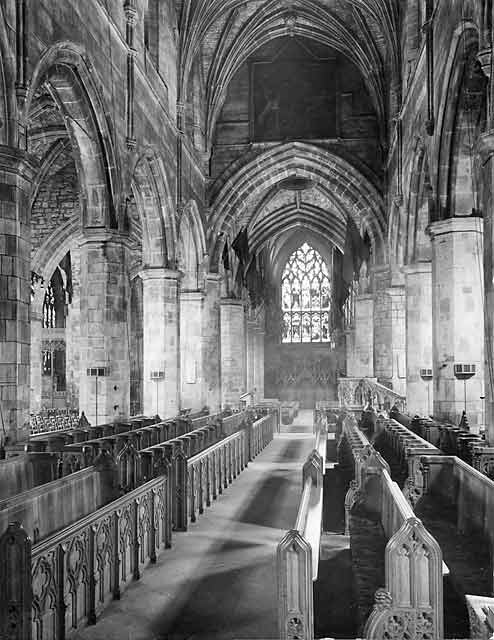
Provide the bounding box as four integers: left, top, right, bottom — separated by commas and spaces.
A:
2, 1, 494, 640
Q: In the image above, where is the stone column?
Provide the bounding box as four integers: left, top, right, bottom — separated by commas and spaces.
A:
65, 245, 80, 410
180, 290, 204, 411
373, 286, 406, 394
346, 294, 374, 377
0, 147, 35, 443
202, 274, 221, 412
481, 133, 494, 442
78, 233, 130, 425
140, 268, 180, 419
254, 325, 265, 400
429, 217, 484, 430
29, 309, 42, 414
404, 262, 433, 416
246, 319, 256, 394
220, 299, 246, 408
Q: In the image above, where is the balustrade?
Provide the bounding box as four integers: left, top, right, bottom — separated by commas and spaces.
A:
185, 413, 275, 527
0, 473, 171, 640
337, 376, 406, 413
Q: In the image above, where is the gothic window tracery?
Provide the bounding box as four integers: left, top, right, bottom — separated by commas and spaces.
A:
42, 283, 56, 329
281, 243, 331, 343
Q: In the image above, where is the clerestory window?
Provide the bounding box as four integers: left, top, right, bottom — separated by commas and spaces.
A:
281, 243, 331, 343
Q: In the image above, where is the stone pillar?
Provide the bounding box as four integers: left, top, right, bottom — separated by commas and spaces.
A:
79, 233, 130, 425
65, 246, 80, 410
180, 290, 204, 411
429, 218, 484, 430
220, 299, 246, 408
404, 262, 433, 416
140, 268, 180, 419
481, 133, 494, 442
0, 147, 35, 443
202, 274, 221, 412
254, 325, 265, 400
346, 294, 374, 377
373, 286, 406, 394
29, 309, 42, 414
246, 319, 256, 394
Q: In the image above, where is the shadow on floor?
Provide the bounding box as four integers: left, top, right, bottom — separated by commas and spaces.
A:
153, 544, 279, 639
269, 439, 311, 463
314, 538, 359, 639
236, 469, 302, 530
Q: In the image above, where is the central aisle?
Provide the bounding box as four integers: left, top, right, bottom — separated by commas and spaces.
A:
74, 410, 315, 640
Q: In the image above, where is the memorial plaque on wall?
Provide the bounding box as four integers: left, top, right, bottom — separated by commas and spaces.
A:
250, 57, 337, 141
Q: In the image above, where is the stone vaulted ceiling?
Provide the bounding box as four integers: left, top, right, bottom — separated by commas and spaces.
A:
177, 0, 401, 150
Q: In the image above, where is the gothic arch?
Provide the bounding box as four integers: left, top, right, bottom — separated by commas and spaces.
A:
208, 142, 386, 271
405, 143, 433, 263
22, 42, 121, 229
31, 220, 81, 316
178, 200, 207, 289
435, 25, 483, 219
131, 149, 177, 268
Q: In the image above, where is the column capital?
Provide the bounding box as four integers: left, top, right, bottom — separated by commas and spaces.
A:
356, 293, 375, 303
220, 297, 244, 308
138, 267, 181, 282
384, 285, 405, 298
180, 289, 204, 302
427, 216, 483, 239
205, 273, 222, 284
402, 261, 432, 276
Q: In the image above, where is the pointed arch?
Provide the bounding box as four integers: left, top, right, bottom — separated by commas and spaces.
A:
435, 24, 483, 219
131, 149, 177, 268
178, 200, 207, 289
22, 42, 122, 229
208, 141, 386, 271
405, 143, 434, 263
280, 242, 332, 344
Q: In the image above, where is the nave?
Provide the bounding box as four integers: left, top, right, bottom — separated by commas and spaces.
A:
73, 412, 315, 640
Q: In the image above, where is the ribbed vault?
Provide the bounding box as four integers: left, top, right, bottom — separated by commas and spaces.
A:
178, 0, 400, 149
208, 141, 386, 270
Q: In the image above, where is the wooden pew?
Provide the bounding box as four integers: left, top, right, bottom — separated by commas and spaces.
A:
0, 471, 172, 640
277, 426, 327, 640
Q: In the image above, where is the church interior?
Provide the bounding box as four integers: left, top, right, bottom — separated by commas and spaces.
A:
2, 1, 494, 639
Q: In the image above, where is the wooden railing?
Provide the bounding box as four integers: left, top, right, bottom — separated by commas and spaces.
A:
0, 472, 171, 640
187, 430, 247, 525
221, 410, 249, 437
277, 428, 327, 640
185, 413, 276, 527
254, 399, 281, 433
0, 410, 278, 640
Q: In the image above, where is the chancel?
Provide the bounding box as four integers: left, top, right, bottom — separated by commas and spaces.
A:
2, 1, 494, 640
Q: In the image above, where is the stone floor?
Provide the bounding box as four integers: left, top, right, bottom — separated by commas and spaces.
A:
73, 411, 315, 640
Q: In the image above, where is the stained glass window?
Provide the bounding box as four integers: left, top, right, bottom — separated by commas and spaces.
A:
42, 284, 56, 329
281, 243, 332, 343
